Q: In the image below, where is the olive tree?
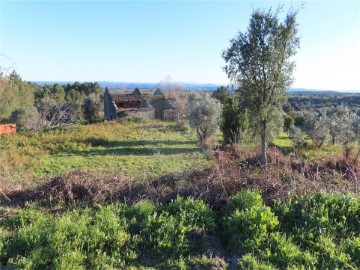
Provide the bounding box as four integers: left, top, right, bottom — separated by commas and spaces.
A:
11, 106, 40, 131
327, 105, 357, 145
223, 7, 299, 167
83, 93, 101, 123
303, 111, 329, 148
188, 93, 222, 144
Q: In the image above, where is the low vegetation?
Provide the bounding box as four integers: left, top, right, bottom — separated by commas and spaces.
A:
0, 120, 211, 189
1, 191, 360, 269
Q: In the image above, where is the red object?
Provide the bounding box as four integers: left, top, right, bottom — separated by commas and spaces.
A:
0, 124, 16, 135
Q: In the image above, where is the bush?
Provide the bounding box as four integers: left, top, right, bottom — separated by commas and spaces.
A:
274, 193, 360, 268
344, 237, 360, 265
222, 190, 279, 253
188, 92, 222, 144
143, 196, 216, 257
11, 106, 40, 131
275, 193, 360, 246
314, 235, 353, 269
2, 205, 139, 269
264, 233, 316, 268
221, 95, 248, 145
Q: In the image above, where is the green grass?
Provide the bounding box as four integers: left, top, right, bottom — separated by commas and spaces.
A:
0, 119, 212, 186
273, 132, 293, 149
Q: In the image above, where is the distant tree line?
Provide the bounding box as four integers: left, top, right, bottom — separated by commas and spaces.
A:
287, 93, 360, 115
0, 69, 103, 131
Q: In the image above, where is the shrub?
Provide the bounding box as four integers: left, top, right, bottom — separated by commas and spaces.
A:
221, 95, 248, 145
2, 205, 139, 269
275, 193, 360, 246
222, 190, 279, 253
11, 106, 40, 131
143, 196, 216, 257
264, 233, 316, 268
344, 237, 360, 266
274, 193, 360, 268
188, 92, 222, 144
314, 235, 354, 269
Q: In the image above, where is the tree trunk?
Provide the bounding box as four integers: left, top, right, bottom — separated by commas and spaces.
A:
261, 119, 267, 169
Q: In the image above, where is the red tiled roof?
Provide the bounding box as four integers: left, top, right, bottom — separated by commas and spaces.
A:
110, 94, 145, 103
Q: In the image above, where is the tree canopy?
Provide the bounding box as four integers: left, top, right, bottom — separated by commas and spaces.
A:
223, 7, 300, 167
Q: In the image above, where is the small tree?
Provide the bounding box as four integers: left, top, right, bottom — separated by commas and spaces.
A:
327, 105, 356, 145
11, 106, 40, 131
303, 111, 329, 148
284, 115, 295, 133
221, 95, 248, 145
212, 86, 229, 104
223, 7, 300, 167
289, 126, 305, 148
188, 93, 222, 144
83, 93, 100, 123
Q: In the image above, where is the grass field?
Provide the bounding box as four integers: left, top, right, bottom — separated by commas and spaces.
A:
1, 120, 360, 269
0, 120, 212, 188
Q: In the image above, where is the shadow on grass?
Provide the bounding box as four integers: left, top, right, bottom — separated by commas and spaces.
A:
80, 138, 198, 148
64, 146, 201, 156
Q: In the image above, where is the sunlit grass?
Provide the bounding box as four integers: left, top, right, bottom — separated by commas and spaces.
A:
0, 119, 212, 187
273, 132, 293, 148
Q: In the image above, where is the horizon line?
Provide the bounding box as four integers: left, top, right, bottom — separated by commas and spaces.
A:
29, 80, 360, 92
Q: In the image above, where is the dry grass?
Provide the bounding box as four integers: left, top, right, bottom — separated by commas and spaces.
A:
2, 145, 359, 209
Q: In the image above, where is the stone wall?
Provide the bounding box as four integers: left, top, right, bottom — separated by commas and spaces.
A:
162, 109, 179, 121
104, 89, 117, 120
117, 110, 155, 119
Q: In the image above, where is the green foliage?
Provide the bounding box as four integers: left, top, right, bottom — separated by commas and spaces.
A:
0, 70, 37, 122
212, 85, 229, 104
264, 233, 316, 268
222, 190, 279, 253
1, 193, 360, 269
143, 196, 216, 257
83, 93, 101, 123
221, 95, 248, 145
284, 115, 295, 132
223, 7, 299, 165
237, 254, 276, 270
288, 127, 306, 148
274, 193, 360, 268
11, 106, 40, 131
2, 205, 139, 269
275, 193, 360, 243
188, 92, 222, 144
344, 237, 360, 265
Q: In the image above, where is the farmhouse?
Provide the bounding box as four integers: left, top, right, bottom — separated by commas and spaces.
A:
104, 88, 179, 121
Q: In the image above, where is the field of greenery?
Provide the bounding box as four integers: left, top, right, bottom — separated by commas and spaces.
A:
1, 190, 360, 269
1, 118, 360, 269
0, 119, 212, 188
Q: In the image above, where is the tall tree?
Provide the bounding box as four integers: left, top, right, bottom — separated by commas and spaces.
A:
223, 7, 299, 167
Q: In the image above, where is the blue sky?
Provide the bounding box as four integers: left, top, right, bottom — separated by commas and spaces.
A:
0, 0, 359, 90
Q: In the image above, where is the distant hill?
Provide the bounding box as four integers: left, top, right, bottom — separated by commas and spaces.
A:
33, 81, 359, 93
289, 88, 343, 95
34, 81, 223, 92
